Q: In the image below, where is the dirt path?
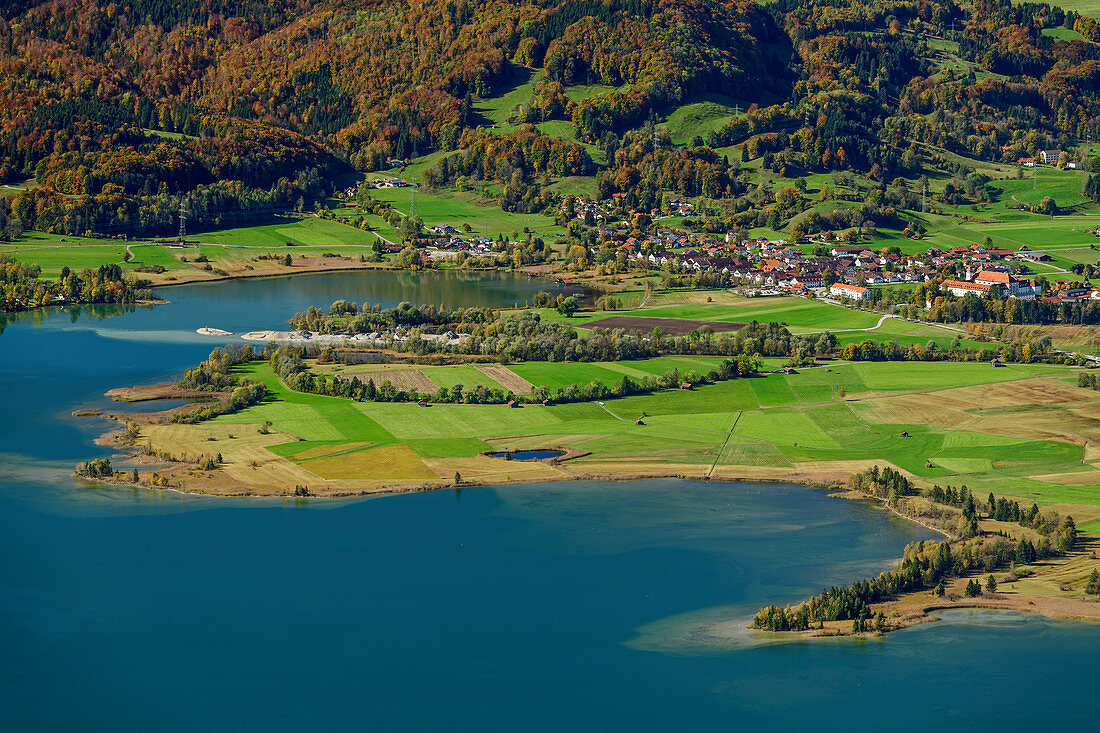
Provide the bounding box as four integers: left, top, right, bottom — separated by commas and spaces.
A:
819, 300, 971, 335
707, 411, 742, 478
824, 311, 894, 333
629, 284, 654, 311
595, 401, 629, 421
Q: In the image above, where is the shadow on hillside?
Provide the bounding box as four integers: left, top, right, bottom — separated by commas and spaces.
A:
468, 63, 534, 129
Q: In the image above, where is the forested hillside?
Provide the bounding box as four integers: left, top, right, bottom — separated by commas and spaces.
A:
1, 0, 1098, 238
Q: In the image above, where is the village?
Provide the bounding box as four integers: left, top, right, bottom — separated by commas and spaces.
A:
323, 176, 1100, 304
398, 196, 1100, 303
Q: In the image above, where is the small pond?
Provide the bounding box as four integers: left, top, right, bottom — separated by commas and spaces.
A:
486, 449, 565, 461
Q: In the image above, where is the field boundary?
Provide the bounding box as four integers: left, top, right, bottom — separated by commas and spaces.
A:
707, 410, 742, 478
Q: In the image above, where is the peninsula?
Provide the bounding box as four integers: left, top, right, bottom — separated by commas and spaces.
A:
80, 291, 1100, 622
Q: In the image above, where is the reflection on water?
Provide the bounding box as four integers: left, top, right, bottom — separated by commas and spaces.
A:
0, 301, 151, 334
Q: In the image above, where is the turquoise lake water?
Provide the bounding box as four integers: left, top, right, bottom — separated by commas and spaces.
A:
1, 270, 1098, 730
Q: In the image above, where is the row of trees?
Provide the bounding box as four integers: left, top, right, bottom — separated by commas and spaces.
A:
1078, 372, 1100, 391
179, 344, 258, 391
867, 281, 1100, 327
289, 301, 495, 335
1, 258, 150, 312
171, 346, 267, 423
267, 343, 758, 407
288, 299, 1078, 368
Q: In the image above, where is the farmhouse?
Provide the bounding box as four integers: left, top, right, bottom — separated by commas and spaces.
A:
829, 283, 867, 301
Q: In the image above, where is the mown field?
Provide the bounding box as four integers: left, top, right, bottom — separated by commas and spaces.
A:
1033, 0, 1100, 18
312, 355, 727, 395
664, 94, 746, 146
364, 186, 558, 239
618, 290, 885, 333
141, 357, 1100, 521
1, 216, 394, 281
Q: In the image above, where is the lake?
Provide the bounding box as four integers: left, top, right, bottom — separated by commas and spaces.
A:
1, 270, 1098, 731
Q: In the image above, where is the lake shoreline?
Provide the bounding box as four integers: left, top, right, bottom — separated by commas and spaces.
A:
90, 415, 850, 498
84, 404, 1100, 634
735, 487, 1100, 642
0, 297, 167, 316
132, 255, 606, 292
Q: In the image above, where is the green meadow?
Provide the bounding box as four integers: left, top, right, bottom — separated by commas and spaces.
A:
1, 217, 390, 279
664, 94, 746, 146
628, 291, 884, 333
196, 216, 382, 248
193, 358, 1100, 512
366, 186, 557, 237
1031, 0, 1100, 18
314, 356, 729, 395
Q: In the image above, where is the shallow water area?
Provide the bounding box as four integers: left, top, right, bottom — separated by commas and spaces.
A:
1, 269, 1099, 730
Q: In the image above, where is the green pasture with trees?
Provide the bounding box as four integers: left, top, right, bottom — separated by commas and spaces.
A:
195, 356, 1100, 508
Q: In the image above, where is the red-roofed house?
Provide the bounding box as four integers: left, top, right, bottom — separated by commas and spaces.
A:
829, 283, 868, 301
942, 279, 991, 297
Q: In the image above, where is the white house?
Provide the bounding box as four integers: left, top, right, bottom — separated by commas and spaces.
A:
1038, 150, 1063, 165
829, 283, 868, 301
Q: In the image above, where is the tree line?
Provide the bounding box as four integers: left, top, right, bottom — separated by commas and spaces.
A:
0, 257, 152, 312
171, 345, 267, 423
286, 299, 1078, 369
753, 465, 1080, 632
267, 343, 758, 407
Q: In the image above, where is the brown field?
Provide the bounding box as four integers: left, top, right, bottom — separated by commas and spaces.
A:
422, 455, 565, 484
476, 365, 534, 394
301, 444, 438, 480
999, 324, 1100, 354
863, 378, 1100, 446
343, 369, 436, 393
1032, 468, 1100, 485
584, 316, 745, 336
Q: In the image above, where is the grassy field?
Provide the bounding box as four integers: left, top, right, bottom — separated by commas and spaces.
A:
627, 290, 884, 332
831, 317, 991, 350
366, 186, 557, 238
513, 291, 888, 335
138, 356, 1100, 522
0, 231, 130, 275
1, 216, 394, 282
664, 94, 746, 146
313, 355, 729, 396
196, 216, 382, 247
1028, 0, 1100, 18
